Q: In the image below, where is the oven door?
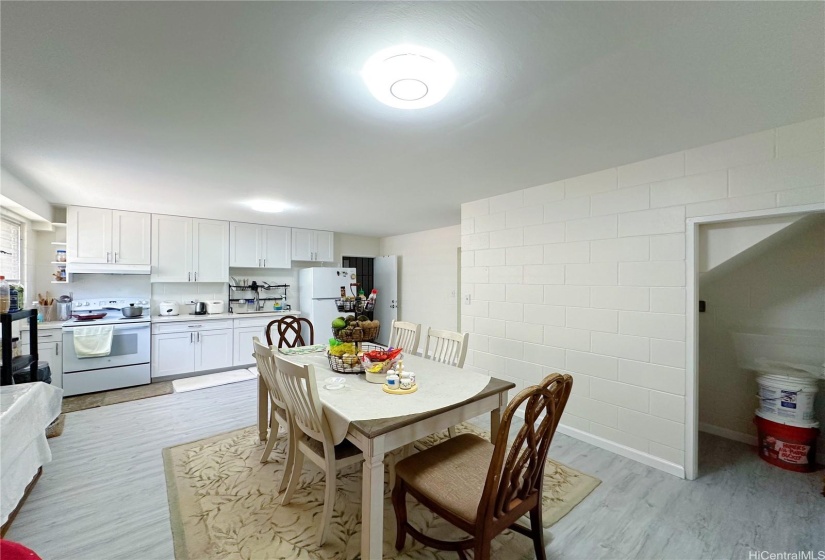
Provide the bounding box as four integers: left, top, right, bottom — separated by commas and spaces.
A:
62, 323, 150, 373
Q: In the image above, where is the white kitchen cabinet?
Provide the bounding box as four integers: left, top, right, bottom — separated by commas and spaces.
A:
152, 215, 229, 282
291, 228, 334, 262
229, 223, 291, 268
233, 324, 267, 366
151, 332, 195, 377
193, 219, 230, 282
68, 206, 151, 265
21, 327, 63, 389
112, 210, 151, 265
151, 321, 234, 378
194, 329, 234, 371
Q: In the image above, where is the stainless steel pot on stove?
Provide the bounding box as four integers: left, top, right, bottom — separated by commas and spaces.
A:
121, 304, 144, 318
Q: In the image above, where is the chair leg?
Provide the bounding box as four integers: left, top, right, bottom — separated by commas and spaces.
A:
529, 502, 547, 560
281, 448, 304, 505
260, 411, 280, 463
391, 479, 408, 551
317, 455, 337, 546
448, 426, 457, 438
474, 537, 491, 560
278, 422, 296, 493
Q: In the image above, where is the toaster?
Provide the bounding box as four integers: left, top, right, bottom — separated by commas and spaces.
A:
206, 301, 224, 314
159, 301, 180, 316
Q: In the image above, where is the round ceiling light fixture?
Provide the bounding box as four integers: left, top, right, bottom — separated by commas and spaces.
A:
247, 200, 287, 213
362, 45, 456, 109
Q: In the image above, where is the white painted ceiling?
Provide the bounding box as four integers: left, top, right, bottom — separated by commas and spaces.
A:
2, 2, 823, 237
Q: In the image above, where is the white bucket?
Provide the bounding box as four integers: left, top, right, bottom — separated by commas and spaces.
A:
756, 373, 819, 424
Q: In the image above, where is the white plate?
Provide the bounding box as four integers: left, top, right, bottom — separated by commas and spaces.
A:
324, 376, 347, 390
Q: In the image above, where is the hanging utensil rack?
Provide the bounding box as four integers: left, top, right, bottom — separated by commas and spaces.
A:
228, 283, 290, 313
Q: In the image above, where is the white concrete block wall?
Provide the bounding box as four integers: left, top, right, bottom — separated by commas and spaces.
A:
460, 117, 824, 472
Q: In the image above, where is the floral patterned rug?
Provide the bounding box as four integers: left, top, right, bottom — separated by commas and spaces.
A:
163, 423, 600, 559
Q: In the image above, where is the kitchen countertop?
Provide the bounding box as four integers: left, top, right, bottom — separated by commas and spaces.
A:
20, 321, 67, 331
151, 310, 300, 323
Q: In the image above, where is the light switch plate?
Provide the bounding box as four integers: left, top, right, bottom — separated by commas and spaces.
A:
463, 294, 471, 304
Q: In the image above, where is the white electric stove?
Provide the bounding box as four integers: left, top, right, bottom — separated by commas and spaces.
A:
62, 297, 151, 396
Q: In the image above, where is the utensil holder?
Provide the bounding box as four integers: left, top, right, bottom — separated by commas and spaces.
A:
38, 304, 54, 322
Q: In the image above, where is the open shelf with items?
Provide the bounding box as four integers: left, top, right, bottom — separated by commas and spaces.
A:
1, 309, 39, 386
228, 283, 290, 313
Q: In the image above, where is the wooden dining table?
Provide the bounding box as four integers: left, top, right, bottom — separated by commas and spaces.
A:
256, 351, 514, 560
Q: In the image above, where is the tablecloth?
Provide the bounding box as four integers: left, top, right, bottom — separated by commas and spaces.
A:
1, 383, 63, 525
278, 352, 492, 444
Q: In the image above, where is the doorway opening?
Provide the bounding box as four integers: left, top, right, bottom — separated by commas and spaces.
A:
686, 208, 825, 480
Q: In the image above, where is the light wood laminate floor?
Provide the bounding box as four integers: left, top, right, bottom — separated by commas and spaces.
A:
7, 380, 823, 560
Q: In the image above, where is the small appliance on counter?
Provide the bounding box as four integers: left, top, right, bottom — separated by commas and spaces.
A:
159, 301, 180, 316
192, 301, 208, 315
206, 301, 224, 314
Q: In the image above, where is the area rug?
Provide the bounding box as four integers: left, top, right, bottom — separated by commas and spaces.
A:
172, 369, 257, 393
62, 381, 174, 413
45, 413, 65, 438
163, 422, 600, 559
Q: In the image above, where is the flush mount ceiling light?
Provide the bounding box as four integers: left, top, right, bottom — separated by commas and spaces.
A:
247, 200, 286, 213
362, 45, 456, 109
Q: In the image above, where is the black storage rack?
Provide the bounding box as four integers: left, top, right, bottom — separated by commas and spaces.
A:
1, 309, 39, 386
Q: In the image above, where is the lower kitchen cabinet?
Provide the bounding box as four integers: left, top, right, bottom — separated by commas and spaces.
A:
21, 326, 64, 389
151, 320, 233, 378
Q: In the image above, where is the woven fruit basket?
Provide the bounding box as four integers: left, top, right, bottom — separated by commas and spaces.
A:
332, 323, 380, 343
327, 342, 385, 374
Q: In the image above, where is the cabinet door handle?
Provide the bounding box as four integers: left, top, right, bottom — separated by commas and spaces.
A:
107, 252, 111, 263
194, 271, 198, 282
263, 259, 266, 267
114, 252, 119, 263
187, 325, 202, 328
56, 343, 59, 356
190, 333, 193, 343
41, 334, 53, 338
197, 332, 201, 343
258, 258, 261, 267
188, 271, 191, 282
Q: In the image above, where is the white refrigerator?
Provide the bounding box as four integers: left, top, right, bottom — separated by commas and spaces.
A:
298, 267, 357, 343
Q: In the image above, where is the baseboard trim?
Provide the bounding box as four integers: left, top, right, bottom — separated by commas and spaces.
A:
698, 422, 757, 446
550, 421, 686, 479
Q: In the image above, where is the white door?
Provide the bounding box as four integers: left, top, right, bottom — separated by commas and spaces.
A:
67, 206, 112, 263
314, 230, 334, 262
230, 223, 262, 267
195, 329, 234, 371
112, 210, 151, 265
193, 219, 229, 282
151, 215, 193, 282
261, 226, 291, 268
291, 228, 313, 261
151, 332, 195, 378
373, 255, 398, 346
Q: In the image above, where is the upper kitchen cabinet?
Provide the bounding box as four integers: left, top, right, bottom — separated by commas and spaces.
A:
152, 214, 229, 282
291, 228, 334, 262
229, 223, 291, 269
67, 206, 151, 268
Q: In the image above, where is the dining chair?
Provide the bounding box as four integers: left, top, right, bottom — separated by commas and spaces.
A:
252, 338, 293, 467
389, 320, 421, 354
423, 328, 469, 368
422, 327, 470, 439
392, 373, 573, 560
266, 315, 314, 348
273, 354, 364, 546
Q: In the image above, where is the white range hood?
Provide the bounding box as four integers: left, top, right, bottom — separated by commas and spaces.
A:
66, 263, 151, 274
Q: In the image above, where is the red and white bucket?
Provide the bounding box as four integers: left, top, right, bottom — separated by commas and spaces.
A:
753, 412, 820, 472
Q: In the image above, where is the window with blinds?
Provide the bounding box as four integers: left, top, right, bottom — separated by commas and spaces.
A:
1, 216, 22, 282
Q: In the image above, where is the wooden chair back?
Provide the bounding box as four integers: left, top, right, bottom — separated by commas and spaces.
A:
423, 328, 469, 368
478, 373, 573, 526
266, 315, 314, 348
252, 337, 288, 411
389, 320, 421, 354
273, 355, 332, 445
